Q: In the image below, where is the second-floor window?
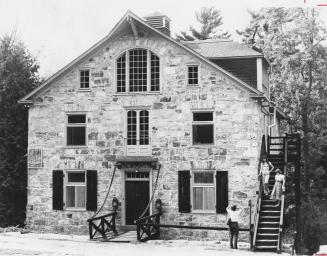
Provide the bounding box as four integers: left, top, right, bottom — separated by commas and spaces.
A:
67, 114, 86, 146
188, 65, 199, 85
127, 110, 149, 146
192, 112, 214, 145
80, 70, 90, 89
117, 49, 160, 93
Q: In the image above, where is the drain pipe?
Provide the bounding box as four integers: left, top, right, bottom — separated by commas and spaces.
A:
268, 106, 277, 136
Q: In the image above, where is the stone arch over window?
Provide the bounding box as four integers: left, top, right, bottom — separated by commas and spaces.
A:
116, 48, 160, 93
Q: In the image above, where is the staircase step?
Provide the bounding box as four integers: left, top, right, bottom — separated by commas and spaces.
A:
259, 216, 280, 222
256, 240, 278, 246
260, 211, 280, 217
255, 245, 277, 251
261, 205, 281, 211
257, 229, 279, 234
257, 233, 279, 240
258, 222, 280, 228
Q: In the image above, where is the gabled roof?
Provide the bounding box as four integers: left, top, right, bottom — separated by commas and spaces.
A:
182, 39, 264, 59
19, 11, 262, 104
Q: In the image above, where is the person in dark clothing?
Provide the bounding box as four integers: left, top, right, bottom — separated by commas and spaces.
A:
226, 204, 243, 249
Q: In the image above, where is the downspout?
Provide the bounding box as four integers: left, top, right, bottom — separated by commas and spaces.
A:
268, 106, 276, 136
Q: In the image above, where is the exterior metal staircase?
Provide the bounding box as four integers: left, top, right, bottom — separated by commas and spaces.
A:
253, 134, 300, 253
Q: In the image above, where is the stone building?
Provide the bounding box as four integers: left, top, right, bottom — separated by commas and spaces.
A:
19, 11, 283, 239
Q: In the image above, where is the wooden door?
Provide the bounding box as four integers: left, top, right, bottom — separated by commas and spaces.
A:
125, 180, 149, 225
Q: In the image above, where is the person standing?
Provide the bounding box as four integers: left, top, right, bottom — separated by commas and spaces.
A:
258, 158, 274, 195
270, 169, 285, 207
226, 205, 243, 249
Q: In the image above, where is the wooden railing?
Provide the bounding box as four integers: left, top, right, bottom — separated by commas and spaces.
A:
252, 135, 266, 249
277, 136, 288, 253
87, 212, 118, 239
135, 212, 162, 242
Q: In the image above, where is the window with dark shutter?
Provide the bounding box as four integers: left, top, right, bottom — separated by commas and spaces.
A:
178, 170, 191, 213
53, 170, 64, 210
86, 170, 97, 211
216, 171, 228, 213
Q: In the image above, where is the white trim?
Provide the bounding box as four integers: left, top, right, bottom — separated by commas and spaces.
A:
256, 58, 263, 92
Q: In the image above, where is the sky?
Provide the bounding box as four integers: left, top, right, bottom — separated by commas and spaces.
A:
0, 0, 326, 78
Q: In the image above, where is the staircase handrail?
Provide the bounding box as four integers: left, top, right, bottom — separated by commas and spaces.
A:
277, 137, 288, 253
252, 135, 266, 248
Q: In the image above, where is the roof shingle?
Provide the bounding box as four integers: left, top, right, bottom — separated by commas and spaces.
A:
182, 39, 263, 58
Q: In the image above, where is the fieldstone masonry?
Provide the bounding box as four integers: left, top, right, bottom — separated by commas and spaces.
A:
26, 28, 266, 240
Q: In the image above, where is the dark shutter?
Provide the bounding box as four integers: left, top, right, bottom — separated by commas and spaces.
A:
86, 170, 97, 211
178, 170, 191, 213
216, 171, 228, 213
53, 170, 63, 210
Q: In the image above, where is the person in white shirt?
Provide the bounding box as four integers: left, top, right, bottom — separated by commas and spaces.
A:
258, 158, 274, 195
226, 205, 243, 249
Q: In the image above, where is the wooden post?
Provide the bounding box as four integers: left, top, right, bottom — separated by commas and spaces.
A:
295, 133, 302, 254
137, 222, 141, 241
88, 220, 93, 239
113, 212, 118, 234
249, 200, 253, 249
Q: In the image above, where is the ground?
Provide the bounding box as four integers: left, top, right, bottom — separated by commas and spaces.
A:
0, 232, 289, 256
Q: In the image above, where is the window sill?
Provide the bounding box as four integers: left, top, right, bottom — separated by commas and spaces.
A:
78, 89, 91, 92
64, 146, 88, 149
113, 91, 162, 96
188, 84, 199, 87
191, 210, 216, 214
65, 208, 87, 212
192, 144, 215, 148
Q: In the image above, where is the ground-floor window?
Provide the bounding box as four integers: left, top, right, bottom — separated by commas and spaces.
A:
52, 170, 97, 211
65, 171, 86, 209
178, 170, 228, 214
192, 172, 215, 211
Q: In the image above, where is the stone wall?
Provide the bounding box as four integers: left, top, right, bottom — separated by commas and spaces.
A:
26, 28, 266, 239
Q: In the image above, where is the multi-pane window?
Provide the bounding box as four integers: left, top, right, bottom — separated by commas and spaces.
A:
127, 110, 149, 146
116, 49, 160, 93
117, 54, 126, 93
129, 49, 147, 92
188, 65, 199, 85
66, 172, 86, 209
67, 114, 86, 146
127, 111, 137, 145
192, 112, 214, 145
192, 172, 215, 211
150, 52, 160, 91
80, 70, 90, 89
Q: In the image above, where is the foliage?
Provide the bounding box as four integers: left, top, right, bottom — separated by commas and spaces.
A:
176, 7, 231, 41
0, 33, 39, 226
238, 8, 327, 253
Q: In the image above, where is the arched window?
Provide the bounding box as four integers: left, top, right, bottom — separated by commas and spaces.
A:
117, 49, 160, 93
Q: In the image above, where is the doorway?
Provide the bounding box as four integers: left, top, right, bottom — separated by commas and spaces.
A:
125, 171, 150, 225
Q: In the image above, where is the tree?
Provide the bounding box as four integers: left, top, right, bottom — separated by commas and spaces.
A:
239, 8, 327, 253
0, 33, 40, 226
176, 7, 231, 41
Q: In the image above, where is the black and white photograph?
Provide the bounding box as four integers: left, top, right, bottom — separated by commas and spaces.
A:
0, 0, 327, 255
